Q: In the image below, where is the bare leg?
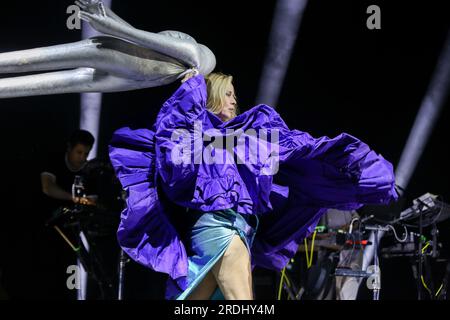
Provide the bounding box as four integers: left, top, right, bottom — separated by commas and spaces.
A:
0, 39, 102, 74
0, 67, 146, 98
186, 271, 218, 300
0, 36, 182, 80
0, 36, 189, 98
212, 234, 253, 300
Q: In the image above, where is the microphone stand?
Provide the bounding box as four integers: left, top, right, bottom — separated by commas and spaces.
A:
117, 249, 129, 300
117, 189, 128, 300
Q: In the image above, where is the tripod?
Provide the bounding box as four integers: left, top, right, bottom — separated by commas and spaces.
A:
48, 205, 115, 299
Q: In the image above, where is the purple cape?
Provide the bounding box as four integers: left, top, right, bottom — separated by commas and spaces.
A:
109, 75, 398, 292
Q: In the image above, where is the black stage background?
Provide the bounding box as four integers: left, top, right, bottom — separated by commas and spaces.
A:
0, 0, 449, 300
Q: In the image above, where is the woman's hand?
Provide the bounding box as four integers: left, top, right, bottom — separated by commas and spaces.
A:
73, 196, 97, 206
181, 69, 199, 83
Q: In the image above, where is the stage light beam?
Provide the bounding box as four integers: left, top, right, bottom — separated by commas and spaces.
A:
255, 0, 308, 108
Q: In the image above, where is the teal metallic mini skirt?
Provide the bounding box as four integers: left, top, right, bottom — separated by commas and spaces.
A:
175, 208, 259, 300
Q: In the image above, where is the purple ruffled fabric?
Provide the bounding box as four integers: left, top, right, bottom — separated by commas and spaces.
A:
109, 75, 398, 293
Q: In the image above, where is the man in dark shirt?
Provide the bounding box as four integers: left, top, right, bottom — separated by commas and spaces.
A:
39, 129, 96, 299
40, 129, 96, 207
40, 129, 123, 299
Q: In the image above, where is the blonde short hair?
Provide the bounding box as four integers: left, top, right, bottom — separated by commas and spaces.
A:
205, 72, 238, 119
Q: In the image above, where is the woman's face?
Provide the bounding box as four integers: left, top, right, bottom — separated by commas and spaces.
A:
218, 83, 237, 122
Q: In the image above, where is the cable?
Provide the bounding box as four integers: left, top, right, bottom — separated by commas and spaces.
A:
348, 217, 359, 234
421, 275, 432, 296
53, 226, 80, 252
304, 238, 310, 268
277, 265, 293, 300
303, 231, 317, 269
387, 224, 409, 242
435, 283, 444, 297
308, 231, 317, 268
421, 241, 431, 254
277, 267, 286, 300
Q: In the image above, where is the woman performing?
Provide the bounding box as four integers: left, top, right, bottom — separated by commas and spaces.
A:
109, 70, 398, 299
1, 0, 398, 299
0, 0, 215, 98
